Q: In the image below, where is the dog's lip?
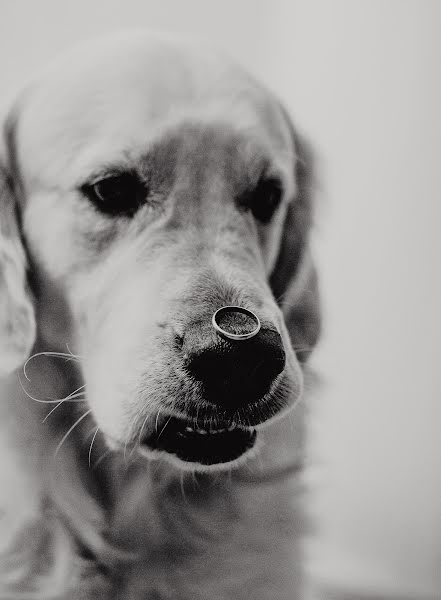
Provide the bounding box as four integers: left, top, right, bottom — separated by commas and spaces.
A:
139, 414, 256, 466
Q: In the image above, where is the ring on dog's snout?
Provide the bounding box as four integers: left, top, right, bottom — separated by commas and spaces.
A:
212, 306, 261, 341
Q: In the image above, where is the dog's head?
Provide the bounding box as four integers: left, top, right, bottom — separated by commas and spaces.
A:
0, 33, 320, 471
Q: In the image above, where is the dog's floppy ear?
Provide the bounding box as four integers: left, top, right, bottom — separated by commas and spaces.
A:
270, 125, 321, 362
0, 118, 36, 376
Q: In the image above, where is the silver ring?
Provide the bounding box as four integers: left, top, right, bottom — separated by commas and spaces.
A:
212, 306, 261, 341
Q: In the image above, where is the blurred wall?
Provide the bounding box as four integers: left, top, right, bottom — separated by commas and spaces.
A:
1, 1, 440, 598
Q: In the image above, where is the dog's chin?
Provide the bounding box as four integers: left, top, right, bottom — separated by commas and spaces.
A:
105, 375, 299, 472
137, 415, 258, 472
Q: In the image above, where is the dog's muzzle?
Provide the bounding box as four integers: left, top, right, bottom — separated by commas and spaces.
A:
139, 307, 287, 467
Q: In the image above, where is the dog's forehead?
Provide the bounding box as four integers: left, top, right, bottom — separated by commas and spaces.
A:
15, 35, 293, 187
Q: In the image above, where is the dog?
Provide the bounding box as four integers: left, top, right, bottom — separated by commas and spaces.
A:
0, 32, 320, 599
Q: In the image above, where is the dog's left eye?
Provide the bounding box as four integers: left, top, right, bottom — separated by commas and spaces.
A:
240, 176, 283, 224
81, 173, 147, 217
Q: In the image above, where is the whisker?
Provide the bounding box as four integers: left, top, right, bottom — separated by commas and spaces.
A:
138, 413, 150, 445
23, 351, 82, 381
125, 416, 142, 460
42, 391, 87, 412
191, 470, 202, 492
93, 449, 113, 470
180, 471, 189, 505
88, 426, 100, 468
124, 427, 134, 462
157, 415, 172, 441
155, 408, 162, 433
124, 415, 139, 462
65, 343, 83, 361
19, 378, 86, 405
60, 392, 86, 401
63, 384, 86, 399
55, 409, 92, 456
86, 425, 100, 438
43, 399, 66, 422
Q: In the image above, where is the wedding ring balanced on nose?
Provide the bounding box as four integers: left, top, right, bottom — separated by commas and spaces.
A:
211, 306, 261, 341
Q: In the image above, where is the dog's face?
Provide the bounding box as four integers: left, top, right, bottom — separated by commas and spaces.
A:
0, 34, 319, 471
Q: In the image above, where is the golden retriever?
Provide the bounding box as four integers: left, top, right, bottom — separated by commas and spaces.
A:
0, 32, 320, 599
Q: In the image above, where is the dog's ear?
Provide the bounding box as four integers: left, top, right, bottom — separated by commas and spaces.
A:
270, 124, 321, 362
0, 118, 36, 376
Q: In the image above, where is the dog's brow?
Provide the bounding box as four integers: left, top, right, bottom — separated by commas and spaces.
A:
142, 123, 283, 190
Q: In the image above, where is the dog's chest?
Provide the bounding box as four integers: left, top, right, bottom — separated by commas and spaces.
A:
83, 468, 303, 600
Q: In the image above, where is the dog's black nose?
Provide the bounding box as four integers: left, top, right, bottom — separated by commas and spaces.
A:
183, 310, 285, 408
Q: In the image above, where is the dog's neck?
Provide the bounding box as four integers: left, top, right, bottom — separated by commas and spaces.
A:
0, 350, 306, 598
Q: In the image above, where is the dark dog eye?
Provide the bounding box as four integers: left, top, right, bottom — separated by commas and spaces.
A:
239, 176, 283, 224
81, 173, 147, 217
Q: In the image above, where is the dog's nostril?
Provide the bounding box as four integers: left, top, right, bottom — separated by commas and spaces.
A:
173, 332, 184, 350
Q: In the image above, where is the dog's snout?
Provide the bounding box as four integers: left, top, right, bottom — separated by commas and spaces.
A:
183, 313, 286, 408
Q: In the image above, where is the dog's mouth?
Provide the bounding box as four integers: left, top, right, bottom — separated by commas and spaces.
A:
140, 415, 257, 466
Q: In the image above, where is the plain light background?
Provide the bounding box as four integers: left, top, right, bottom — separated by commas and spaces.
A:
1, 1, 440, 598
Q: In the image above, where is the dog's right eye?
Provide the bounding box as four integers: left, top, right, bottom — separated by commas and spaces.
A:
81, 173, 147, 217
